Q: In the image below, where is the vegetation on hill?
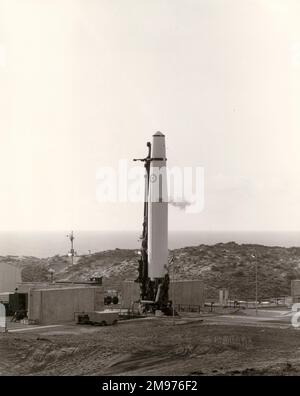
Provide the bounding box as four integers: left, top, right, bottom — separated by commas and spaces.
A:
2, 242, 300, 300
171, 243, 300, 299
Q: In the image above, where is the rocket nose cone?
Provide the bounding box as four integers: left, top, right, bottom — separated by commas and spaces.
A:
153, 131, 165, 137
151, 131, 166, 158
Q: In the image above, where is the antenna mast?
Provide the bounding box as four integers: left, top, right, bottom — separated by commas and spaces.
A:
67, 231, 76, 265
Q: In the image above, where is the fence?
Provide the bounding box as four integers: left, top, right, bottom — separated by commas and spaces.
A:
225, 296, 291, 309
174, 303, 202, 313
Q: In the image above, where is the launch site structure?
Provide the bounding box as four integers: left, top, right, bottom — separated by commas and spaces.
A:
134, 132, 170, 313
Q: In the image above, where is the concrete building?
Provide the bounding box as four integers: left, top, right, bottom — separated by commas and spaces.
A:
0, 303, 5, 331
291, 280, 300, 302
121, 280, 205, 309
121, 281, 140, 308
28, 286, 104, 324
169, 280, 205, 308
219, 289, 229, 306
0, 262, 22, 293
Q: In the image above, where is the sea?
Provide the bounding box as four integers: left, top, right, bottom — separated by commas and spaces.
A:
0, 230, 300, 258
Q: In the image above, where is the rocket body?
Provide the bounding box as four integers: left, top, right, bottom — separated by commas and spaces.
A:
148, 132, 168, 279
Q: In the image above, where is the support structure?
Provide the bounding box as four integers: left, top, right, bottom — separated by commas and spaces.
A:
67, 231, 76, 265
134, 132, 171, 314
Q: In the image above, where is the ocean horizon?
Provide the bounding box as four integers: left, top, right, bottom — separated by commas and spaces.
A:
0, 230, 300, 258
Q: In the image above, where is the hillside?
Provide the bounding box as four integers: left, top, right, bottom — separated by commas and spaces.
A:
2, 242, 300, 299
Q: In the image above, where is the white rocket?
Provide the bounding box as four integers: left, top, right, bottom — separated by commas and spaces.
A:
148, 132, 168, 279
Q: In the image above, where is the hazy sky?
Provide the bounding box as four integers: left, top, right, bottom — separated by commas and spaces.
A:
1, 0, 300, 231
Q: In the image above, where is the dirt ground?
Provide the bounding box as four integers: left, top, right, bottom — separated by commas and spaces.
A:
1, 312, 300, 376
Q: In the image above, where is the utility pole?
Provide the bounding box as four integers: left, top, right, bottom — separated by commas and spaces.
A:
251, 252, 258, 316
67, 231, 76, 265
255, 256, 258, 316
169, 255, 175, 326
49, 268, 54, 284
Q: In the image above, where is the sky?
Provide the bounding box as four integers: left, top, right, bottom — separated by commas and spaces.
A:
0, 0, 300, 231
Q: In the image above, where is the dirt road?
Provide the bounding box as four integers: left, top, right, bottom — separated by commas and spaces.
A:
1, 312, 300, 376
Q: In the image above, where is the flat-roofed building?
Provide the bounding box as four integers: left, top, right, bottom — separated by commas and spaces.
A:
28, 285, 104, 324
291, 280, 300, 303
0, 262, 22, 293
121, 279, 205, 309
